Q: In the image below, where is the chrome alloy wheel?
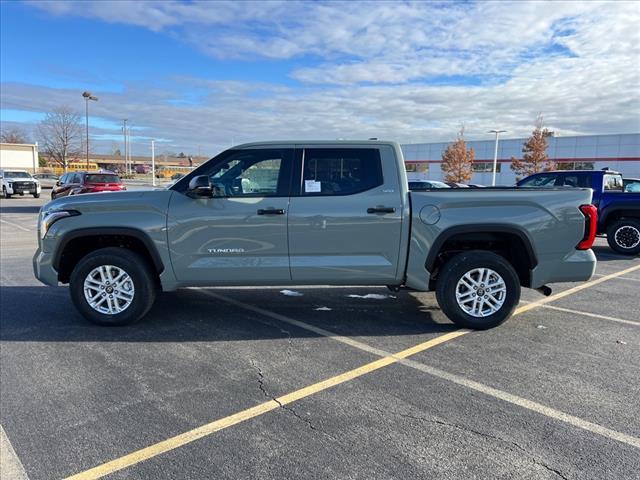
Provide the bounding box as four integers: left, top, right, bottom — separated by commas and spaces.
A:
614, 225, 640, 249
83, 265, 135, 315
455, 268, 506, 318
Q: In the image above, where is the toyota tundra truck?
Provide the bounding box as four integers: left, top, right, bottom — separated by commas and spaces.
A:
33, 141, 597, 329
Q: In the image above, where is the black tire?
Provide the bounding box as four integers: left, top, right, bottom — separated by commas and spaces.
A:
69, 247, 157, 326
51, 191, 56, 200
3, 187, 11, 199
435, 250, 521, 330
33, 193, 40, 198
606, 218, 640, 255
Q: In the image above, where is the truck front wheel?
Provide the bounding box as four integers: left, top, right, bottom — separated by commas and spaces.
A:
435, 251, 520, 330
69, 247, 157, 326
606, 219, 640, 255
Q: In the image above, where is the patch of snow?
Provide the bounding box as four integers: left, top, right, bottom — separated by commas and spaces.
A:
280, 289, 303, 297
314, 306, 332, 311
347, 294, 391, 300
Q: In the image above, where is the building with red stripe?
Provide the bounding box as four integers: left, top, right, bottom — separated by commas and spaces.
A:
401, 133, 640, 185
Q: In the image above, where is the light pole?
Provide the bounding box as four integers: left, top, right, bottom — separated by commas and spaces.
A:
82, 91, 98, 169
151, 140, 156, 186
488, 129, 507, 186
122, 119, 128, 175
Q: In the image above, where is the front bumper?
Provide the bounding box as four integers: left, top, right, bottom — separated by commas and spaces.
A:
530, 249, 597, 288
32, 247, 59, 286
6, 183, 41, 195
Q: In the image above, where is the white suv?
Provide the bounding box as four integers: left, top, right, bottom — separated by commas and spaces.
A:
0, 169, 42, 198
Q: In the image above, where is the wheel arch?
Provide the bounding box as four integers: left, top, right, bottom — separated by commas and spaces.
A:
425, 224, 538, 288
600, 206, 640, 231
54, 227, 164, 284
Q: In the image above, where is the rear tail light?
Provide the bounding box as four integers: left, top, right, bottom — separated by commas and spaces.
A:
577, 204, 597, 250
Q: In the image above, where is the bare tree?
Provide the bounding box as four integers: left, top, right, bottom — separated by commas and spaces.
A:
441, 127, 475, 183
36, 107, 83, 173
0, 127, 29, 144
511, 115, 555, 179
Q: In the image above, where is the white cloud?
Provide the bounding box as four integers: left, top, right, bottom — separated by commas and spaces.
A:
6, 0, 640, 154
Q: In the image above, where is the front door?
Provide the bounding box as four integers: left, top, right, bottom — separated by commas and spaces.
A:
287, 146, 404, 284
167, 148, 293, 284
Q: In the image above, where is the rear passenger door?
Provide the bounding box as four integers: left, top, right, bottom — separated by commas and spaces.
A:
287, 145, 404, 284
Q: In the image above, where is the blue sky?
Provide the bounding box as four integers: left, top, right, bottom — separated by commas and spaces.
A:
1, 0, 639, 156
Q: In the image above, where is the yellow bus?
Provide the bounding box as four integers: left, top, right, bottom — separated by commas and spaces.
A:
52, 162, 100, 176
156, 165, 195, 179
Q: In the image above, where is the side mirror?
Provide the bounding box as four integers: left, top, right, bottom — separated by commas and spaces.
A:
188, 175, 213, 197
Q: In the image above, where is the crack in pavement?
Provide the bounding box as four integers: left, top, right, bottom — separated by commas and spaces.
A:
372, 406, 569, 480
249, 360, 339, 443
249, 316, 295, 360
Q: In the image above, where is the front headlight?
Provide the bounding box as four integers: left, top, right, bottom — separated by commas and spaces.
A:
39, 209, 80, 239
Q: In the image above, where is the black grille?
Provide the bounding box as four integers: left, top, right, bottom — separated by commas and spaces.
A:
13, 181, 35, 189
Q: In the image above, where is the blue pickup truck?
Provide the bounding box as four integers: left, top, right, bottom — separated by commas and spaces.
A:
518, 169, 640, 255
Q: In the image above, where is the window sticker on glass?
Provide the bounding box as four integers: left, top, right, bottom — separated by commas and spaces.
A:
305, 180, 321, 193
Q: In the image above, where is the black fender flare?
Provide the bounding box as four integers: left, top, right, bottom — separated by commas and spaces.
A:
425, 224, 538, 273
53, 227, 165, 273
599, 205, 640, 231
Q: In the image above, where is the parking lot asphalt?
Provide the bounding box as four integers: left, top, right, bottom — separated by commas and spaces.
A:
1, 193, 639, 480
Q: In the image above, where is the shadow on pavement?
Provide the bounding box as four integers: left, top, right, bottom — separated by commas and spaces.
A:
0, 285, 455, 343
0, 205, 42, 214
592, 244, 639, 261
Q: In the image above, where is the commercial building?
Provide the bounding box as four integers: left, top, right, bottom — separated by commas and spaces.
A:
401, 133, 640, 185
0, 143, 39, 173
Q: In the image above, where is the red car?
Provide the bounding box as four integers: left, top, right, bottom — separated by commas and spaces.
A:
51, 171, 126, 199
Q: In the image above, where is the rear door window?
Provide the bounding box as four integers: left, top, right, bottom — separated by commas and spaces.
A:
603, 174, 623, 191
86, 174, 120, 183
301, 148, 383, 196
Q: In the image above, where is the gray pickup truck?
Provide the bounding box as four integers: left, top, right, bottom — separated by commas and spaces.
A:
33, 141, 597, 329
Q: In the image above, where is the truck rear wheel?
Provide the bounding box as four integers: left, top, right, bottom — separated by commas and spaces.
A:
69, 247, 157, 326
606, 219, 640, 255
435, 251, 520, 330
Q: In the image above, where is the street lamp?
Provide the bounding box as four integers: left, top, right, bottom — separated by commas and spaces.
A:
488, 129, 507, 186
82, 91, 98, 169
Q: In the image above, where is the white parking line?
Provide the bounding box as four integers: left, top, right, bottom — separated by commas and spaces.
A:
198, 288, 640, 450
593, 273, 640, 283
523, 302, 639, 326
0, 424, 29, 480
0, 218, 32, 232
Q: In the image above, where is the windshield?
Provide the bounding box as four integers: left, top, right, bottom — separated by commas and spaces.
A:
409, 181, 450, 190
518, 174, 558, 187
5, 171, 32, 178
86, 174, 121, 183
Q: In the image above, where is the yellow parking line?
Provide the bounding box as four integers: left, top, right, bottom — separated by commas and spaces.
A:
64, 330, 468, 480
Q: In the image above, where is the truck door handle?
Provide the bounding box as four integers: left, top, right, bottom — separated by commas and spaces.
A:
367, 207, 396, 214
257, 208, 286, 215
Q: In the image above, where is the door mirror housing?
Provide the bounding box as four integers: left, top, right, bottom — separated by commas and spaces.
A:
187, 175, 213, 197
